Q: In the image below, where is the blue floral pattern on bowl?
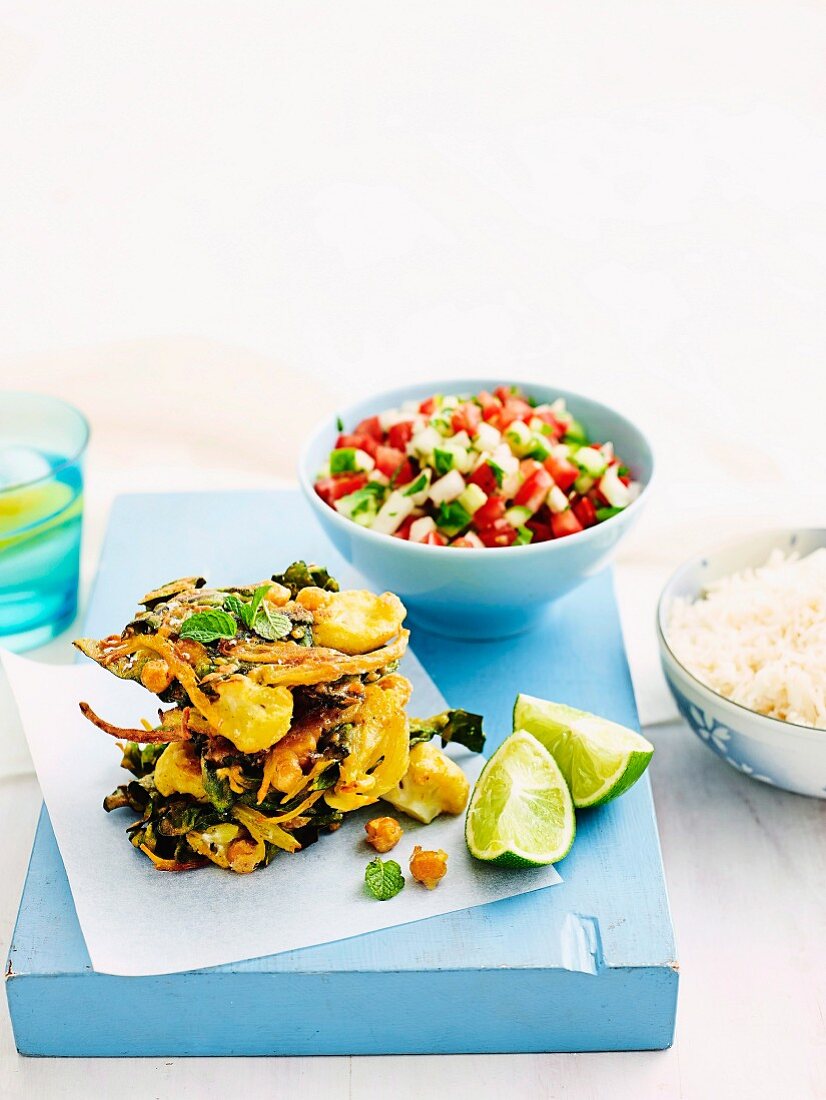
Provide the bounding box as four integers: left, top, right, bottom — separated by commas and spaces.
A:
668, 680, 777, 787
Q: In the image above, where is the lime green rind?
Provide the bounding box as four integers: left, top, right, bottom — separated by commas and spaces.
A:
513, 693, 654, 809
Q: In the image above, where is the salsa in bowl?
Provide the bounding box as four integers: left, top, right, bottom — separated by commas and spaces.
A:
300, 380, 653, 639
313, 385, 641, 549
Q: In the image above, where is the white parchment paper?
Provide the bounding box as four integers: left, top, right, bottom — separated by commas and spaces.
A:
3, 648, 560, 976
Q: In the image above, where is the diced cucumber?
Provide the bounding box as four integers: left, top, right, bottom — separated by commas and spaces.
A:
598, 465, 631, 508
335, 484, 385, 526
410, 426, 443, 460
573, 447, 608, 478
505, 504, 533, 527
504, 420, 533, 456
372, 490, 415, 535
474, 422, 501, 452
515, 525, 533, 545
410, 515, 437, 542
564, 418, 588, 444
429, 468, 466, 505
458, 483, 487, 515
402, 469, 432, 504
527, 433, 552, 461
574, 473, 594, 494
330, 447, 375, 474
546, 485, 569, 513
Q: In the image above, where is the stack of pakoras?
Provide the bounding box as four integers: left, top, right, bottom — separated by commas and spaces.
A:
75, 562, 430, 873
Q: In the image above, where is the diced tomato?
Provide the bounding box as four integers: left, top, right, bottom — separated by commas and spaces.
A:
451, 401, 482, 435
314, 474, 368, 506
619, 474, 631, 487
386, 420, 415, 450
543, 454, 578, 491
588, 485, 611, 507
532, 408, 567, 438
477, 390, 502, 421
551, 510, 584, 539
572, 496, 598, 529
336, 432, 378, 458
392, 516, 416, 540
419, 396, 437, 416
514, 467, 553, 512
451, 536, 479, 548
354, 415, 383, 442
477, 519, 518, 548
374, 445, 412, 483
494, 385, 517, 403
473, 495, 506, 529
496, 397, 534, 431
469, 462, 500, 496
526, 518, 553, 543
423, 530, 448, 546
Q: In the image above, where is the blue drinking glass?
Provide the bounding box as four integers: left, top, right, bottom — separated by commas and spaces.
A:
0, 394, 89, 651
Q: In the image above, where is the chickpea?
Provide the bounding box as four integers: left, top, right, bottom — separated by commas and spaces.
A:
364, 816, 403, 854
265, 583, 291, 607
295, 586, 330, 612
140, 658, 172, 694
409, 845, 448, 890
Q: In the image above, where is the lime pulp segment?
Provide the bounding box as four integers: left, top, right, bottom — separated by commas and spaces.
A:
465, 730, 575, 867
512, 694, 654, 809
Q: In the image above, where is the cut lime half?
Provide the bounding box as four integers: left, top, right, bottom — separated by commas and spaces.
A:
513, 694, 654, 809
465, 730, 575, 867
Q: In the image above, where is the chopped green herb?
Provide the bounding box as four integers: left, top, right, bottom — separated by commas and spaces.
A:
330, 447, 358, 473
595, 506, 624, 521
617, 465, 630, 477
271, 561, 340, 597
365, 857, 405, 901
408, 709, 486, 754
403, 472, 428, 497
515, 525, 533, 545
436, 500, 472, 536
178, 609, 238, 643
433, 448, 455, 477
488, 461, 505, 488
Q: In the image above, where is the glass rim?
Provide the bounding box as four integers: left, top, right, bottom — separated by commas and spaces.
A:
0, 392, 90, 496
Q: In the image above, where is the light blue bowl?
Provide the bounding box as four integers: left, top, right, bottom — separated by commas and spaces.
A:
657, 528, 826, 798
299, 378, 654, 639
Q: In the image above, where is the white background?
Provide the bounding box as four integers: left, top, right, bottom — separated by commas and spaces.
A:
1, 3, 825, 1097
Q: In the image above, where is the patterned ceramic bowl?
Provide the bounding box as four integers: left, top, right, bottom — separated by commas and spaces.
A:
656, 528, 826, 798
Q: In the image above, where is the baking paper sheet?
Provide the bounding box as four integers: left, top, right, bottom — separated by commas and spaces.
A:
3, 648, 560, 976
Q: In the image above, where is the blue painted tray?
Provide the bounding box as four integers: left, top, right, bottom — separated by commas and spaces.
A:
5, 491, 677, 1055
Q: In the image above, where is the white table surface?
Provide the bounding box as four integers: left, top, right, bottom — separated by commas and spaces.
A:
1, 2, 826, 1094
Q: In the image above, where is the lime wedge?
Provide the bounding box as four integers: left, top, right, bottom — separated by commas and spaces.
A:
513, 694, 654, 809
465, 730, 575, 867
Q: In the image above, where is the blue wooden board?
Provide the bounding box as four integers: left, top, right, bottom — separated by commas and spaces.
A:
5, 491, 678, 1055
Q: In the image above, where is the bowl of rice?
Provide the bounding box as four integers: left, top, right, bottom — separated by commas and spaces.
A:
657, 528, 826, 797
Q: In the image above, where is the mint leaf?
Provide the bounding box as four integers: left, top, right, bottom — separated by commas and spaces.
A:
252, 601, 292, 641
224, 585, 270, 629
223, 593, 246, 620
178, 609, 237, 643
336, 415, 344, 431
365, 857, 405, 901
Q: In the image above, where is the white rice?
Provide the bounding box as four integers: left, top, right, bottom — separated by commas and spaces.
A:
667, 548, 826, 729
